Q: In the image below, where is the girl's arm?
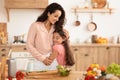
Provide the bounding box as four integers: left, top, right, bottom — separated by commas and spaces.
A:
47, 49, 58, 62
44, 45, 60, 65
43, 50, 58, 65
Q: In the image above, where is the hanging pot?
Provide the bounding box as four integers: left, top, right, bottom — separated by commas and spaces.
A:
87, 22, 97, 31
74, 8, 80, 26
75, 15, 81, 26
87, 14, 97, 31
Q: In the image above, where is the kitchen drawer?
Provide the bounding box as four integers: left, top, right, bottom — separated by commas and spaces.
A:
0, 47, 10, 54
0, 47, 10, 61
71, 46, 80, 52
11, 46, 27, 52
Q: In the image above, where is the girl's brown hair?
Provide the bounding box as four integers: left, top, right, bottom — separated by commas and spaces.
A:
53, 30, 75, 66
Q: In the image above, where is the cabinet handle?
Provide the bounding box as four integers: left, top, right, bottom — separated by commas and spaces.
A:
106, 47, 110, 49
74, 48, 78, 51
1, 54, 6, 56
24, 48, 27, 50
84, 54, 89, 56
1, 49, 6, 51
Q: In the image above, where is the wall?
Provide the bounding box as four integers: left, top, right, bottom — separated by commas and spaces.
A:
0, 0, 120, 43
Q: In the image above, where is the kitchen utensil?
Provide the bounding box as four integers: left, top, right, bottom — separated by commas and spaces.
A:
87, 14, 97, 31
74, 8, 80, 26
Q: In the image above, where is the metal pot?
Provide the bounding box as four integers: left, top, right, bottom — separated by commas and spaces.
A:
75, 15, 81, 26
74, 8, 80, 26
87, 22, 97, 31
87, 14, 97, 31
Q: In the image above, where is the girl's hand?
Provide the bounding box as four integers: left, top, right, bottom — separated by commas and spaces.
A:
43, 58, 52, 65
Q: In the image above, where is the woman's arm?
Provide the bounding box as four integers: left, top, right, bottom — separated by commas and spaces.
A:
26, 23, 46, 61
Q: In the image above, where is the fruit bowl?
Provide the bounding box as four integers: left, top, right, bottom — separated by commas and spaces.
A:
56, 65, 71, 76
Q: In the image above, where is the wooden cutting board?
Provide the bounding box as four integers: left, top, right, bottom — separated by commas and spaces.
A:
26, 70, 58, 76
25, 70, 58, 79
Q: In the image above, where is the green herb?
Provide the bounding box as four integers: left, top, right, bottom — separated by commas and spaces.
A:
106, 63, 120, 76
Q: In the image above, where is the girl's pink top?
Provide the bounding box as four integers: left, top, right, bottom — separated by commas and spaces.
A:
26, 22, 54, 61
52, 44, 66, 65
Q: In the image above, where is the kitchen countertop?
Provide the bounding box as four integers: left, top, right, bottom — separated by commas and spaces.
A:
70, 43, 120, 47
1, 43, 120, 47
0, 43, 26, 47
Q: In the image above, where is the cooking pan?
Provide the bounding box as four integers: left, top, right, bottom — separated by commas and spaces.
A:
87, 14, 97, 31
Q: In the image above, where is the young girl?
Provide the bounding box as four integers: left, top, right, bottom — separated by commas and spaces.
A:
47, 30, 75, 66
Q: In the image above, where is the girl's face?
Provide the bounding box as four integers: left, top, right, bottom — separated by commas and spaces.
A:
53, 32, 65, 45
48, 10, 62, 24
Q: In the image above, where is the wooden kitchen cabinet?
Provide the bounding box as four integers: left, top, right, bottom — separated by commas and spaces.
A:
0, 45, 10, 61
70, 46, 78, 71
4, 0, 48, 21
71, 44, 120, 71
118, 47, 120, 64
71, 46, 98, 71
0, 44, 27, 61
5, 0, 48, 9
11, 45, 27, 52
1, 44, 120, 71
97, 46, 119, 67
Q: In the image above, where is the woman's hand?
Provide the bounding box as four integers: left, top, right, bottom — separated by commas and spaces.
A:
63, 29, 69, 39
43, 57, 52, 65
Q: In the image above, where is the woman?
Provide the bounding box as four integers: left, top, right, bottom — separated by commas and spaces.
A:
26, 3, 69, 71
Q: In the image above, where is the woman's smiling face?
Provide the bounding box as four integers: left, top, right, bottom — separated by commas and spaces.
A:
47, 10, 62, 24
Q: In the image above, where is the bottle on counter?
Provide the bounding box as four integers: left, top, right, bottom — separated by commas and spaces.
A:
117, 35, 120, 43
91, 35, 97, 43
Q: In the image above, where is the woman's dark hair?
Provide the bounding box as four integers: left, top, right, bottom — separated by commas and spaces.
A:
36, 3, 66, 31
53, 30, 75, 66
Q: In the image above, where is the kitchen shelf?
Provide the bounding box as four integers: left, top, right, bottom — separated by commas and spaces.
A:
4, 0, 48, 21
72, 8, 113, 14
